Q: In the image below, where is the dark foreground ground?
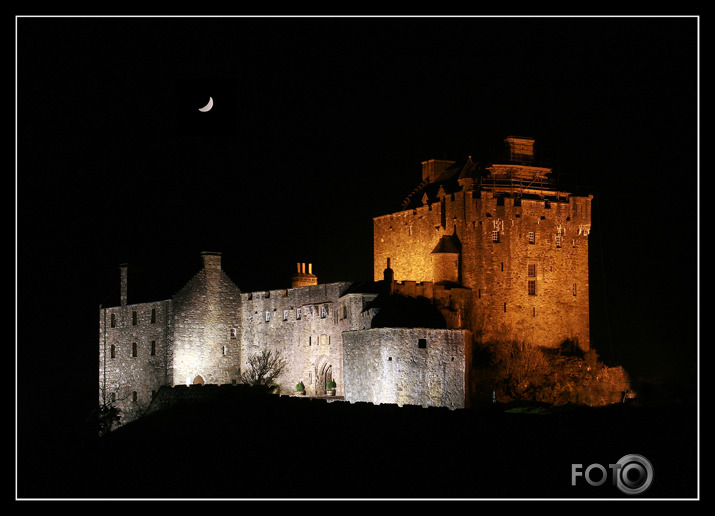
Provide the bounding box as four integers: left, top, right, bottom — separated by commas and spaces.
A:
17, 390, 698, 500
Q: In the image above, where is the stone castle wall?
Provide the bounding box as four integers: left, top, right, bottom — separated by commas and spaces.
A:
373, 190, 593, 350
239, 281, 352, 396
343, 327, 472, 409
98, 298, 172, 423
170, 252, 243, 387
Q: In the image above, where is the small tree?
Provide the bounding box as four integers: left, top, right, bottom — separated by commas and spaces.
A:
239, 349, 287, 390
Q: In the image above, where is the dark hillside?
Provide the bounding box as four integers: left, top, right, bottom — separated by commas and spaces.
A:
18, 388, 697, 499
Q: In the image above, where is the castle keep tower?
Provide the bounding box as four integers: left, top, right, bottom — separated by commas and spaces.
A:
373, 136, 592, 351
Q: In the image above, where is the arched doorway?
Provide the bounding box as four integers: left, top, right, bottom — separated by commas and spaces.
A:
316, 363, 332, 396
193, 375, 205, 385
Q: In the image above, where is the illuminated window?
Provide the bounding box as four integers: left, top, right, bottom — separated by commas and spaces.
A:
492, 231, 500, 243
528, 280, 536, 295
528, 232, 535, 244
418, 338, 427, 349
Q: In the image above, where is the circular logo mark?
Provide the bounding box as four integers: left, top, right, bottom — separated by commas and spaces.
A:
615, 454, 654, 495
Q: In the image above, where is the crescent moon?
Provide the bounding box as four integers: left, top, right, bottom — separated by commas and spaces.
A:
198, 97, 213, 112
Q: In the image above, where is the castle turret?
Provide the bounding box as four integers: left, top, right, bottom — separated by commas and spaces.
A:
291, 262, 318, 288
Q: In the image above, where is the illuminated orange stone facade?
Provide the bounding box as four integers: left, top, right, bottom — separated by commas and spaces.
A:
373, 136, 592, 351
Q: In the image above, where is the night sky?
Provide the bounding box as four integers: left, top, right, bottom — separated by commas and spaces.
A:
16, 16, 698, 432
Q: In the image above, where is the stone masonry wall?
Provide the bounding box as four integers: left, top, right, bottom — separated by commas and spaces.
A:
170, 252, 243, 387
239, 282, 352, 396
98, 299, 172, 423
374, 188, 592, 350
343, 327, 472, 409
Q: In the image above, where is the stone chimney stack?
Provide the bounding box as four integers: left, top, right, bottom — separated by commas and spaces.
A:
119, 263, 128, 306
505, 136, 535, 164
291, 262, 318, 288
201, 251, 222, 270
201, 251, 222, 285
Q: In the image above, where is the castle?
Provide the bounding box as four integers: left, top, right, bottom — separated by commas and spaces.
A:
98, 136, 628, 427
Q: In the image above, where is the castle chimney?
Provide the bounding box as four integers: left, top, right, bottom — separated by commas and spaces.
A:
505, 136, 535, 164
201, 251, 222, 270
119, 263, 128, 306
291, 262, 318, 288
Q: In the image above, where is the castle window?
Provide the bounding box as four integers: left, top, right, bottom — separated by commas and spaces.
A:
265, 311, 270, 322
110, 313, 116, 328
556, 235, 562, 248
151, 309, 156, 323
110, 345, 116, 359
504, 302, 507, 312
150, 340, 156, 356
573, 283, 577, 296
528, 232, 535, 244
528, 264, 536, 277
296, 308, 302, 320
132, 391, 137, 402
492, 231, 500, 243
283, 310, 289, 321
222, 345, 227, 356
418, 338, 427, 349
132, 342, 137, 357
528, 280, 536, 296
230, 328, 237, 338
132, 311, 137, 325
321, 306, 327, 319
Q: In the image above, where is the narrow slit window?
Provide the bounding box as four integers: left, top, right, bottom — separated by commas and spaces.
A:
132, 342, 137, 357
